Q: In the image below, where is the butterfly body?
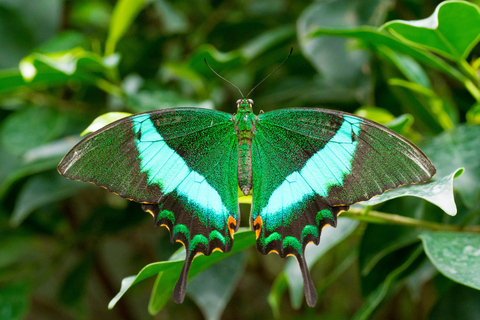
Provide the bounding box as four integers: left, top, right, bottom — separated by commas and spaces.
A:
58, 99, 435, 307
234, 99, 256, 195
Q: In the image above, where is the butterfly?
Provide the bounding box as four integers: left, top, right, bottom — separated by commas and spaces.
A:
58, 97, 435, 307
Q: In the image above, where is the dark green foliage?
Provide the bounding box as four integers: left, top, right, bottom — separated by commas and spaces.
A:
0, 0, 479, 319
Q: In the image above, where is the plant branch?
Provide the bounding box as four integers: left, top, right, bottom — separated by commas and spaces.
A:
343, 207, 480, 233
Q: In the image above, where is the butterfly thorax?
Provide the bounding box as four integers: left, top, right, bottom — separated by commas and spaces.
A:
234, 99, 256, 195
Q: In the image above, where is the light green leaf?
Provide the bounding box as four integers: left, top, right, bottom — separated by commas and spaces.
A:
360, 168, 462, 216
81, 112, 132, 136
381, 1, 480, 60
423, 125, 480, 208
285, 217, 359, 309
466, 103, 480, 124
420, 231, 480, 290
109, 228, 255, 310
106, 0, 149, 55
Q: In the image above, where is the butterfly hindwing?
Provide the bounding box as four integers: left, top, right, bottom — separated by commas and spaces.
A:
58, 108, 239, 303
251, 108, 435, 306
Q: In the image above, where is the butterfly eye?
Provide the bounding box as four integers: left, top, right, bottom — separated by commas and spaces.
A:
247, 99, 254, 105
236, 99, 242, 104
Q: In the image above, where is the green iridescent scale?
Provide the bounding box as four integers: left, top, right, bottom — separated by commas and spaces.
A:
58, 99, 435, 307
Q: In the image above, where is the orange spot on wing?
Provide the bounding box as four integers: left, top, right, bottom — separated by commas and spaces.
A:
227, 216, 237, 239
253, 216, 263, 239
176, 239, 185, 247
160, 223, 170, 231
268, 250, 279, 255
212, 248, 224, 253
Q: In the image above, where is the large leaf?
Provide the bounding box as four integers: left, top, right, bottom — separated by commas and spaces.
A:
360, 169, 462, 216
420, 231, 480, 290
284, 217, 359, 309
428, 284, 480, 320
108, 228, 255, 310
0, 107, 66, 155
308, 27, 467, 84
11, 172, 89, 227
381, 1, 480, 61
297, 0, 388, 103
423, 125, 480, 208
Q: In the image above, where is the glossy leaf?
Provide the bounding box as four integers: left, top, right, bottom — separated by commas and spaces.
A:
109, 229, 255, 310
381, 1, 480, 60
423, 125, 480, 207
420, 231, 480, 290
360, 168, 463, 216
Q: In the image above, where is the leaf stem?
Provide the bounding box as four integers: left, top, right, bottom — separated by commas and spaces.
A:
343, 207, 480, 233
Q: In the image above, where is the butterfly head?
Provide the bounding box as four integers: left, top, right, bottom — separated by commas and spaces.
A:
236, 98, 254, 111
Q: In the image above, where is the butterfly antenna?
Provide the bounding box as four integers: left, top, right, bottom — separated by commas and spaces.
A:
246, 47, 293, 98
204, 58, 244, 98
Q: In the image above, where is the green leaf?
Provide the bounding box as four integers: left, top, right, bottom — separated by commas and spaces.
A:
0, 138, 78, 198
284, 217, 359, 308
423, 125, 480, 208
109, 228, 255, 310
466, 103, 480, 124
387, 79, 457, 130
420, 231, 480, 290
81, 112, 132, 136
353, 245, 423, 320
267, 272, 288, 319
0, 282, 31, 320
127, 89, 214, 113
11, 172, 89, 227
241, 25, 296, 60
428, 284, 480, 320
360, 168, 462, 216
19, 48, 120, 81
308, 27, 467, 84
185, 252, 247, 320
105, 0, 149, 55
297, 0, 389, 102
381, 1, 480, 61
0, 107, 66, 155
376, 47, 432, 89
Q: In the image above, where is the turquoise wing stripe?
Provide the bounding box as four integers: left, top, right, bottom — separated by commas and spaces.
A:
258, 116, 361, 229
133, 114, 230, 229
